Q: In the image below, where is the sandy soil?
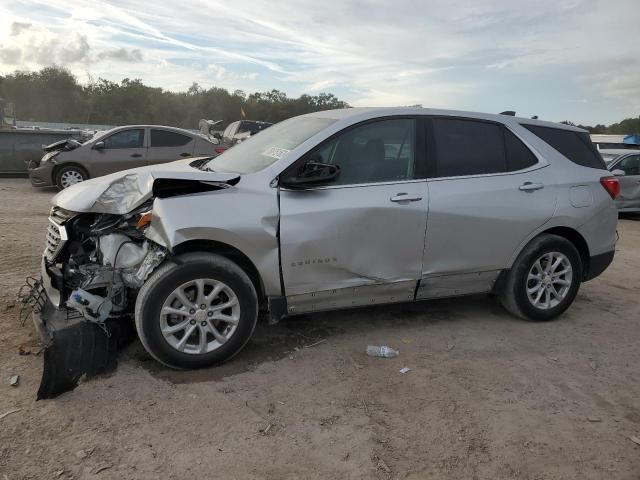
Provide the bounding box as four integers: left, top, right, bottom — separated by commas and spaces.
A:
0, 178, 639, 480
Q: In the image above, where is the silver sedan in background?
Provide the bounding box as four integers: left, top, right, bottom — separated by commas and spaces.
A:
602, 149, 640, 212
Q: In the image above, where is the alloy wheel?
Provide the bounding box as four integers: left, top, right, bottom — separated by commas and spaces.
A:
526, 252, 573, 310
159, 278, 240, 355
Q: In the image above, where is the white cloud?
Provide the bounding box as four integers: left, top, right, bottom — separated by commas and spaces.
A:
0, 0, 638, 123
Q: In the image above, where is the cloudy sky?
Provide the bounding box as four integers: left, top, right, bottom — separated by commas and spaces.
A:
0, 0, 638, 124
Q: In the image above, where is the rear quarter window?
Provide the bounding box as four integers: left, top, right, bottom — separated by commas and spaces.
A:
522, 124, 605, 169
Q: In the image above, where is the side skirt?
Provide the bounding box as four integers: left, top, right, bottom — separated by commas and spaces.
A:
285, 281, 416, 315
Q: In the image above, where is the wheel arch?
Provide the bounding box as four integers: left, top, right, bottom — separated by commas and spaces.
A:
497, 225, 591, 295
52, 162, 89, 184
539, 226, 590, 279
172, 239, 267, 307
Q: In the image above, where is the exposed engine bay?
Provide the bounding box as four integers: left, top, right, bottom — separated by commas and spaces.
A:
48, 202, 166, 320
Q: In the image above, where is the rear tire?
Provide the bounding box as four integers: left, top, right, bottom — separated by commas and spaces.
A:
55, 165, 88, 189
499, 234, 582, 321
135, 252, 258, 369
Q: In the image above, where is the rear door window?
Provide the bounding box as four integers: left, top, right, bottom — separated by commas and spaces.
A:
103, 129, 144, 149
150, 129, 192, 147
432, 119, 506, 177
521, 124, 605, 169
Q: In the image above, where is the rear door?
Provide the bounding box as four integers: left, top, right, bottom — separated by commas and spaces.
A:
613, 153, 640, 211
279, 118, 429, 313
91, 128, 146, 176
418, 117, 557, 299
147, 129, 195, 165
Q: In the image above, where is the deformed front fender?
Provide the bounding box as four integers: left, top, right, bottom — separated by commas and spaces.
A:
145, 183, 281, 296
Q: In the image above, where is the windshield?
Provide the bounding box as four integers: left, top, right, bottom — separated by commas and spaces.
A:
206, 116, 336, 174
82, 129, 111, 145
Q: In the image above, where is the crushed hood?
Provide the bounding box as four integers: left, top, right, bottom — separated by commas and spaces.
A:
43, 138, 82, 153
52, 158, 240, 215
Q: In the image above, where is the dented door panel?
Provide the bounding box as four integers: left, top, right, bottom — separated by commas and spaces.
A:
279, 181, 429, 306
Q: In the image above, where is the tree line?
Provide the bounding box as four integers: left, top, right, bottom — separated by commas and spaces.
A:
1, 67, 637, 133
0, 67, 349, 128
561, 118, 640, 135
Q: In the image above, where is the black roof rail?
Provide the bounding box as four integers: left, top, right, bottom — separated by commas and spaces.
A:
500, 111, 516, 116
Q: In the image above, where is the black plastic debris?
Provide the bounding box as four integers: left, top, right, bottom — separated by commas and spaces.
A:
37, 317, 135, 400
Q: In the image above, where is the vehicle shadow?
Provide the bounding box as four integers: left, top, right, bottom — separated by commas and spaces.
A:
134, 293, 508, 384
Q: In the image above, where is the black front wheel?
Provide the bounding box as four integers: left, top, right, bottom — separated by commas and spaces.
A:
499, 234, 582, 321
135, 252, 258, 369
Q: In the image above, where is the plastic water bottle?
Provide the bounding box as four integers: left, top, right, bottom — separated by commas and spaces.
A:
366, 345, 399, 358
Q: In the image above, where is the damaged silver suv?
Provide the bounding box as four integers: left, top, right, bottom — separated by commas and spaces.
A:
27, 108, 619, 398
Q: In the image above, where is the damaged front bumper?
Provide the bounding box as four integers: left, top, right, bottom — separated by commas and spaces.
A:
19, 263, 135, 399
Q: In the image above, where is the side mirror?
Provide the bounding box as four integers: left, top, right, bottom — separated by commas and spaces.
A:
611, 169, 626, 177
281, 161, 340, 188
93, 141, 105, 150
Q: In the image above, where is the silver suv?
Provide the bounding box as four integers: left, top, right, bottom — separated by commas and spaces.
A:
29, 108, 619, 396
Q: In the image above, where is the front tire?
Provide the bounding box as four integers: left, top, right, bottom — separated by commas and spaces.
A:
499, 234, 582, 321
55, 165, 88, 189
135, 252, 258, 369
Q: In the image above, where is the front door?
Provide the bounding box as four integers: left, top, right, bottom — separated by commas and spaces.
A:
279, 118, 429, 314
91, 128, 147, 177
613, 154, 640, 211
418, 118, 557, 299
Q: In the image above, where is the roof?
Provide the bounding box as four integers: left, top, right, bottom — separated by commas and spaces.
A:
107, 124, 194, 132
305, 107, 586, 132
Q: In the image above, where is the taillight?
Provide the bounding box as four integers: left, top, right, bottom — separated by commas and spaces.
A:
600, 176, 620, 199
214, 146, 226, 154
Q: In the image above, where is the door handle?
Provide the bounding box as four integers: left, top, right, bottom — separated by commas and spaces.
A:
180, 153, 191, 157
130, 153, 142, 158
390, 193, 423, 203
519, 182, 544, 192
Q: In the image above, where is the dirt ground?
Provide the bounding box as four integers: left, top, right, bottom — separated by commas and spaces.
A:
0, 178, 639, 480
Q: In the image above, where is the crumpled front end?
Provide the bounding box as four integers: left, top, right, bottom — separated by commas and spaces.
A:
20, 204, 167, 399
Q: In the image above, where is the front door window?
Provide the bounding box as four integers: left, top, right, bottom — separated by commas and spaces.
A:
103, 129, 144, 149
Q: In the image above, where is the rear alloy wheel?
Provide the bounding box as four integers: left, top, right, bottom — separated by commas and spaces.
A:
56, 166, 87, 189
135, 252, 258, 369
499, 234, 582, 321
525, 252, 573, 310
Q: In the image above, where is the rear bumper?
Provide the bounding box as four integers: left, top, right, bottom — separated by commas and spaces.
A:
584, 250, 615, 282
